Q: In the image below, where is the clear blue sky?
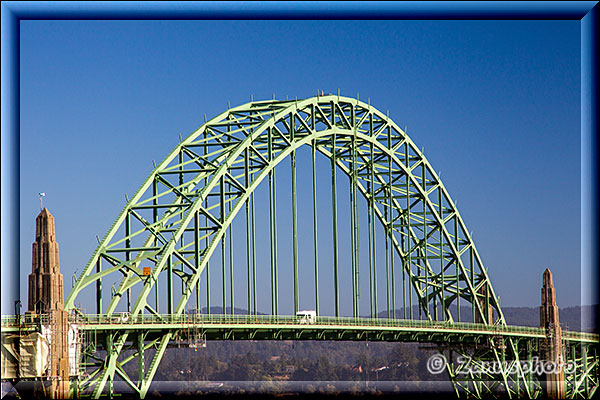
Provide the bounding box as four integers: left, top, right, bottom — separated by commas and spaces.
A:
18, 20, 582, 314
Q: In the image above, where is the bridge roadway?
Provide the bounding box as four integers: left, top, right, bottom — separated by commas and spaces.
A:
3, 314, 597, 345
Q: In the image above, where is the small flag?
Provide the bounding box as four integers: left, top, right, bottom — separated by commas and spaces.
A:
39, 192, 46, 210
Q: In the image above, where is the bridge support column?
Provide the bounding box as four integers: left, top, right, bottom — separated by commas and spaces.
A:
24, 209, 70, 399
539, 268, 565, 399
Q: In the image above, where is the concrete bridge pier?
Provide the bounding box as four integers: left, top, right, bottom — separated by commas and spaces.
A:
24, 208, 70, 399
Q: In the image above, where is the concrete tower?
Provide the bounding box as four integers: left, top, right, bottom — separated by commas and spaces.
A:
28, 208, 64, 313
539, 268, 565, 399
26, 208, 70, 399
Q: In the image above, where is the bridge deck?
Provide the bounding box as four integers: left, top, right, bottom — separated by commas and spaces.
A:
3, 314, 597, 344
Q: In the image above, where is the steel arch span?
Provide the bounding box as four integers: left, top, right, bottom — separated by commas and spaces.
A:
67, 95, 501, 323
63, 95, 595, 399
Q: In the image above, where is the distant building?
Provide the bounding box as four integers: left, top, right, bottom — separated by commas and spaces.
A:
350, 364, 362, 373
285, 365, 296, 373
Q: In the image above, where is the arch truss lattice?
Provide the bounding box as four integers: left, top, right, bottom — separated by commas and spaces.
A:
67, 95, 529, 398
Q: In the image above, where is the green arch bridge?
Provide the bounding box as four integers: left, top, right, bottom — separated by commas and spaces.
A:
15, 95, 600, 398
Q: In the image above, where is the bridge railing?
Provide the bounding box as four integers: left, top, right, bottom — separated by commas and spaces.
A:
1, 315, 20, 326
562, 330, 599, 342
1, 313, 52, 327
70, 312, 554, 337
3, 313, 597, 342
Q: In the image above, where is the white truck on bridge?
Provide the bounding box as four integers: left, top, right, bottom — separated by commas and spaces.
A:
296, 310, 316, 325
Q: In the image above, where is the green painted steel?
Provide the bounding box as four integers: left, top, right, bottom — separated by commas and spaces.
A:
2, 314, 598, 398
57, 95, 598, 398
3, 314, 597, 343
25, 314, 600, 341
311, 136, 320, 316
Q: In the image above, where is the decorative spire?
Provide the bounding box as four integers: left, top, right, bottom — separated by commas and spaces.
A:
539, 267, 565, 398
543, 267, 554, 288
540, 267, 559, 328
28, 208, 64, 313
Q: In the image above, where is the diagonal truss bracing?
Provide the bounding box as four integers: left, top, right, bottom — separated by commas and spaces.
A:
65, 95, 512, 398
